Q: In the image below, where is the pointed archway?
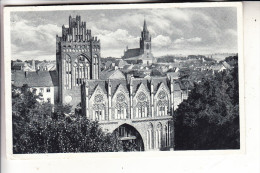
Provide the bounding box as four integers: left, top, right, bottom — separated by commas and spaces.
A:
113, 124, 144, 152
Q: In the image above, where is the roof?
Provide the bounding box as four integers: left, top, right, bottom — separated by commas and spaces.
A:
151, 77, 169, 93
12, 70, 58, 87
123, 48, 141, 59
131, 78, 150, 94
110, 79, 128, 96
115, 59, 129, 67
12, 62, 26, 67
86, 79, 129, 97
100, 69, 125, 80
166, 72, 179, 79
177, 80, 193, 90
222, 61, 231, 69
87, 80, 107, 96
105, 61, 113, 67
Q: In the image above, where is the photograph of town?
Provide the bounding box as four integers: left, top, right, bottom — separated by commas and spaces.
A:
9, 5, 240, 153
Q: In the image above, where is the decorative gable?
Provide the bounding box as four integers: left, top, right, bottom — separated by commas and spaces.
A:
134, 83, 150, 101
112, 84, 129, 101
154, 82, 170, 99
90, 85, 107, 102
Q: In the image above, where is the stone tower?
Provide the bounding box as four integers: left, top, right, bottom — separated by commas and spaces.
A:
140, 19, 152, 56
56, 15, 101, 108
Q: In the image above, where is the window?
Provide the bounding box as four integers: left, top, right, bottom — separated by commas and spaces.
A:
147, 123, 153, 149
47, 98, 51, 103
46, 88, 50, 92
95, 110, 102, 120
76, 78, 83, 85
40, 88, 44, 93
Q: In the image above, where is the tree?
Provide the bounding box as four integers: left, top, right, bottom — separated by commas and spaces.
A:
174, 59, 239, 150
12, 85, 123, 153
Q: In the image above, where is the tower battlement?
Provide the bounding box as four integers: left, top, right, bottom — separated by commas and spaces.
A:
60, 15, 94, 43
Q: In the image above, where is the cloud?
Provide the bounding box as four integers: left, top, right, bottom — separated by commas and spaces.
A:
95, 28, 139, 57
11, 16, 60, 59
153, 35, 172, 48
174, 37, 202, 44
10, 8, 238, 59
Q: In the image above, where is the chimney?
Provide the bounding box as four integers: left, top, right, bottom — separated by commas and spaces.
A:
24, 71, 28, 78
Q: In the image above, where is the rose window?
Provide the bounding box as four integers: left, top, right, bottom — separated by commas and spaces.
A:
137, 92, 146, 101
94, 94, 103, 103
158, 91, 166, 99
117, 93, 125, 102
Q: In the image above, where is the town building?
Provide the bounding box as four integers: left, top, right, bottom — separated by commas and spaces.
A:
13, 15, 192, 151
122, 20, 156, 65
12, 71, 58, 104
55, 15, 175, 151
56, 15, 101, 107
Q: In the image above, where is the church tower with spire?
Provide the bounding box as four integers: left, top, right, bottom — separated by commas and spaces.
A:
140, 19, 152, 56
122, 19, 155, 65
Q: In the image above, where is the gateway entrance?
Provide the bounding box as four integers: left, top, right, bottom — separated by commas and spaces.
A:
114, 124, 144, 152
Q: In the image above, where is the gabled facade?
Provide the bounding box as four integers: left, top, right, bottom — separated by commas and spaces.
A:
56, 15, 101, 107
80, 76, 178, 151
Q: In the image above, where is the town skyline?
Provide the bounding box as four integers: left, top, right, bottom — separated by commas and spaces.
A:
11, 7, 238, 61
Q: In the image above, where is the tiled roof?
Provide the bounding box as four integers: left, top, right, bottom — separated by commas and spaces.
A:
151, 77, 169, 93
123, 48, 141, 59
177, 80, 193, 90
131, 78, 150, 94
87, 80, 107, 96
115, 60, 129, 67
174, 82, 181, 91
110, 79, 128, 96
12, 71, 58, 87
100, 69, 125, 80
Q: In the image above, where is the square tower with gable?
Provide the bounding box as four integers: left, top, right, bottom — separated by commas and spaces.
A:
56, 15, 101, 107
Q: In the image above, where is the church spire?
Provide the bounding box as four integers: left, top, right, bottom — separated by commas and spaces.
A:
143, 19, 148, 32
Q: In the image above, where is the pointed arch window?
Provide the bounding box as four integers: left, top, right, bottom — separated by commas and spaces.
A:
64, 56, 72, 89
114, 93, 127, 120
93, 54, 99, 78
157, 91, 168, 116
73, 55, 91, 86
165, 124, 170, 147
147, 123, 153, 150
136, 91, 149, 118
155, 123, 162, 149
93, 94, 105, 121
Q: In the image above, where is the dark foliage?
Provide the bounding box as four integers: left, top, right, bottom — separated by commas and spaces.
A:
174, 59, 239, 150
12, 85, 123, 154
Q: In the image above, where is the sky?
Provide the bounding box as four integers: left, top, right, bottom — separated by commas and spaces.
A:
10, 7, 238, 60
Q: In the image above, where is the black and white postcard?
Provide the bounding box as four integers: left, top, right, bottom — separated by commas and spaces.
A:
3, 2, 244, 159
